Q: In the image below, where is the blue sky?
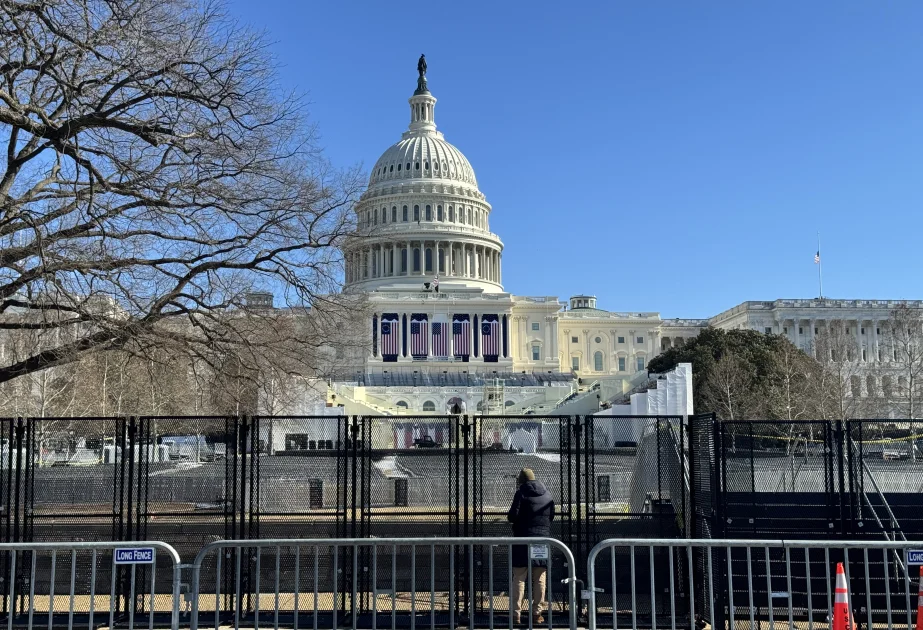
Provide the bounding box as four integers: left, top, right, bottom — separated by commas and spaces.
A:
227, 1, 922, 318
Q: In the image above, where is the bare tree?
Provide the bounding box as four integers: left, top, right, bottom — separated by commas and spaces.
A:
0, 0, 364, 386
703, 353, 755, 423
765, 339, 815, 423
810, 321, 866, 421
884, 304, 923, 419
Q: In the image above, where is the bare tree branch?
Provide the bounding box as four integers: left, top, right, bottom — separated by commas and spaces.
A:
0, 0, 367, 385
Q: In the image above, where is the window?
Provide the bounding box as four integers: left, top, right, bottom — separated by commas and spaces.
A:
413, 205, 420, 221
402, 206, 408, 222
397, 163, 402, 171
636, 336, 644, 344
783, 327, 788, 334
571, 336, 578, 344
413, 248, 421, 272
406, 162, 410, 171
594, 351, 603, 371
764, 327, 772, 334
845, 328, 850, 334
437, 205, 443, 221
815, 328, 818, 335
425, 205, 432, 221
373, 209, 378, 225
389, 165, 394, 172
449, 206, 455, 222
572, 357, 580, 371
876, 327, 881, 335
617, 336, 625, 344
532, 323, 540, 331
595, 337, 601, 344
862, 349, 867, 362
618, 357, 626, 372
415, 162, 420, 170
424, 161, 429, 170
401, 249, 408, 273
396, 401, 408, 409
799, 327, 803, 335
861, 327, 865, 334
637, 357, 645, 372
422, 401, 436, 412
532, 345, 541, 361
392, 207, 397, 222
425, 248, 433, 272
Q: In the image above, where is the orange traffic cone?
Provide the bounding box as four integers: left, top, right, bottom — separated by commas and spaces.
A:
833, 562, 856, 630
916, 566, 922, 630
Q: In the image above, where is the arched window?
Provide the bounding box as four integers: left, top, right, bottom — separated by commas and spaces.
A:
425, 248, 433, 272
392, 206, 397, 222
594, 351, 604, 372
437, 205, 443, 221
413, 248, 421, 272
505, 400, 515, 408
396, 401, 409, 409
425, 205, 432, 221
449, 206, 455, 222
851, 375, 863, 397
401, 248, 408, 273
422, 401, 436, 412
413, 205, 420, 221
402, 206, 408, 222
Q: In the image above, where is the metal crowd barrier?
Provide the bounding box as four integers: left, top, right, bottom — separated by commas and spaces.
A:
587, 538, 923, 630
189, 537, 579, 630
0, 541, 181, 630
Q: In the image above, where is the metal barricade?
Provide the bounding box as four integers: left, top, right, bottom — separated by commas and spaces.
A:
189, 537, 578, 630
587, 538, 923, 630
0, 540, 181, 630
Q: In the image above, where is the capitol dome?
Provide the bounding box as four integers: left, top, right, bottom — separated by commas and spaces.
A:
368, 134, 477, 189
344, 60, 504, 294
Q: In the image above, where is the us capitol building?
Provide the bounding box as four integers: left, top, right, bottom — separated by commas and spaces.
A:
329, 59, 922, 416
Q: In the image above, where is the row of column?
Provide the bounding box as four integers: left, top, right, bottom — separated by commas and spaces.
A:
510, 316, 558, 362
371, 312, 511, 360
783, 318, 885, 362
347, 241, 501, 285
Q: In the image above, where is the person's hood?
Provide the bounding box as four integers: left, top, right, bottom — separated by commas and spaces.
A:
520, 480, 549, 498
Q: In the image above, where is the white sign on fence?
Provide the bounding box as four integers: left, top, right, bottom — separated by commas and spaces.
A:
907, 550, 923, 566
114, 548, 155, 564
530, 545, 549, 560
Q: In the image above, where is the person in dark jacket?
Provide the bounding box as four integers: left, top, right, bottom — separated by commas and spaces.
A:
507, 468, 555, 625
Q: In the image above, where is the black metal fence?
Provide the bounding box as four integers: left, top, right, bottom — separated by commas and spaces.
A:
700, 415, 923, 540
0, 414, 687, 619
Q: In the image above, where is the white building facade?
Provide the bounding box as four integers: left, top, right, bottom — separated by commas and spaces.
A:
333, 63, 922, 415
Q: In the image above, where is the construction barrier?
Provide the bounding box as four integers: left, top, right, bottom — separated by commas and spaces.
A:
1, 537, 921, 629
188, 537, 579, 630
587, 538, 923, 630
0, 541, 182, 630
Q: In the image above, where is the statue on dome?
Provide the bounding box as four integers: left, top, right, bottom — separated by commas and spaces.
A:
417, 54, 427, 77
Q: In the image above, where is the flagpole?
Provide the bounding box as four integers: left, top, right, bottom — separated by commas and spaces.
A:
817, 232, 823, 299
